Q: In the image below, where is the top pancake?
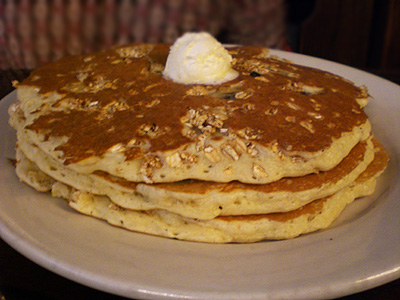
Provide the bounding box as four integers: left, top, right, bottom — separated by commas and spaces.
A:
15, 44, 371, 183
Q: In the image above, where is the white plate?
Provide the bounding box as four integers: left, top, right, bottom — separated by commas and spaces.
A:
1, 50, 400, 300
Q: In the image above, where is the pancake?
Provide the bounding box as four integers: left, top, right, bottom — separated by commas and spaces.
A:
20, 137, 388, 243
112, 138, 375, 218
9, 40, 389, 243
12, 43, 371, 184
12, 93, 376, 219
14, 136, 374, 220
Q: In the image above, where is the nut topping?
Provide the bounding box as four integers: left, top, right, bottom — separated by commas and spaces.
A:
221, 144, 240, 161
233, 138, 248, 153
116, 45, 153, 58
195, 134, 207, 151
204, 145, 220, 163
300, 120, 315, 134
166, 152, 198, 168
107, 143, 126, 153
237, 127, 262, 140
165, 152, 183, 168
140, 155, 162, 183
252, 163, 268, 178
246, 142, 258, 157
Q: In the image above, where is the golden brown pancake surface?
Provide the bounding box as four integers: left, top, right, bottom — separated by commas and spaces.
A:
22, 44, 368, 165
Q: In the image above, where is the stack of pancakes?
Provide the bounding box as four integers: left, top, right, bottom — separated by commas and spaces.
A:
9, 44, 388, 243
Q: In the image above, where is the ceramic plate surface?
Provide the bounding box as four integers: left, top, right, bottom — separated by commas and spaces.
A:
1, 50, 400, 300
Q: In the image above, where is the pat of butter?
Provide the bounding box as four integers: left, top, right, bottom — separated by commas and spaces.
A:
163, 32, 238, 85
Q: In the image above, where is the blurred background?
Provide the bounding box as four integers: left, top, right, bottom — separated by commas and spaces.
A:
1, 0, 399, 99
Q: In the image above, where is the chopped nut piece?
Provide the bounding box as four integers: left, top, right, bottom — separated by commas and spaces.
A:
309, 99, 322, 111
252, 163, 268, 178
235, 89, 254, 99
255, 76, 270, 83
220, 128, 229, 134
285, 116, 296, 123
300, 120, 315, 133
181, 106, 229, 136
234, 58, 270, 75
221, 144, 240, 161
271, 101, 280, 106
180, 115, 190, 124
241, 103, 256, 113
286, 81, 325, 95
111, 59, 123, 65
166, 152, 198, 168
143, 83, 161, 92
140, 155, 162, 183
102, 99, 129, 114
207, 115, 224, 128
145, 99, 161, 108
277, 69, 300, 78
302, 85, 325, 95
180, 152, 198, 164
290, 155, 306, 163
277, 151, 286, 160
233, 138, 248, 153
186, 85, 216, 96
237, 127, 262, 140
166, 152, 183, 168
107, 143, 126, 153
195, 134, 207, 151
76, 72, 89, 82
150, 63, 164, 74
204, 145, 220, 163
128, 89, 139, 96
117, 45, 153, 58
137, 123, 162, 138
127, 138, 143, 147
265, 107, 278, 115
286, 101, 301, 110
183, 128, 196, 139
271, 141, 279, 153
307, 112, 323, 119
246, 142, 259, 157
83, 56, 94, 62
